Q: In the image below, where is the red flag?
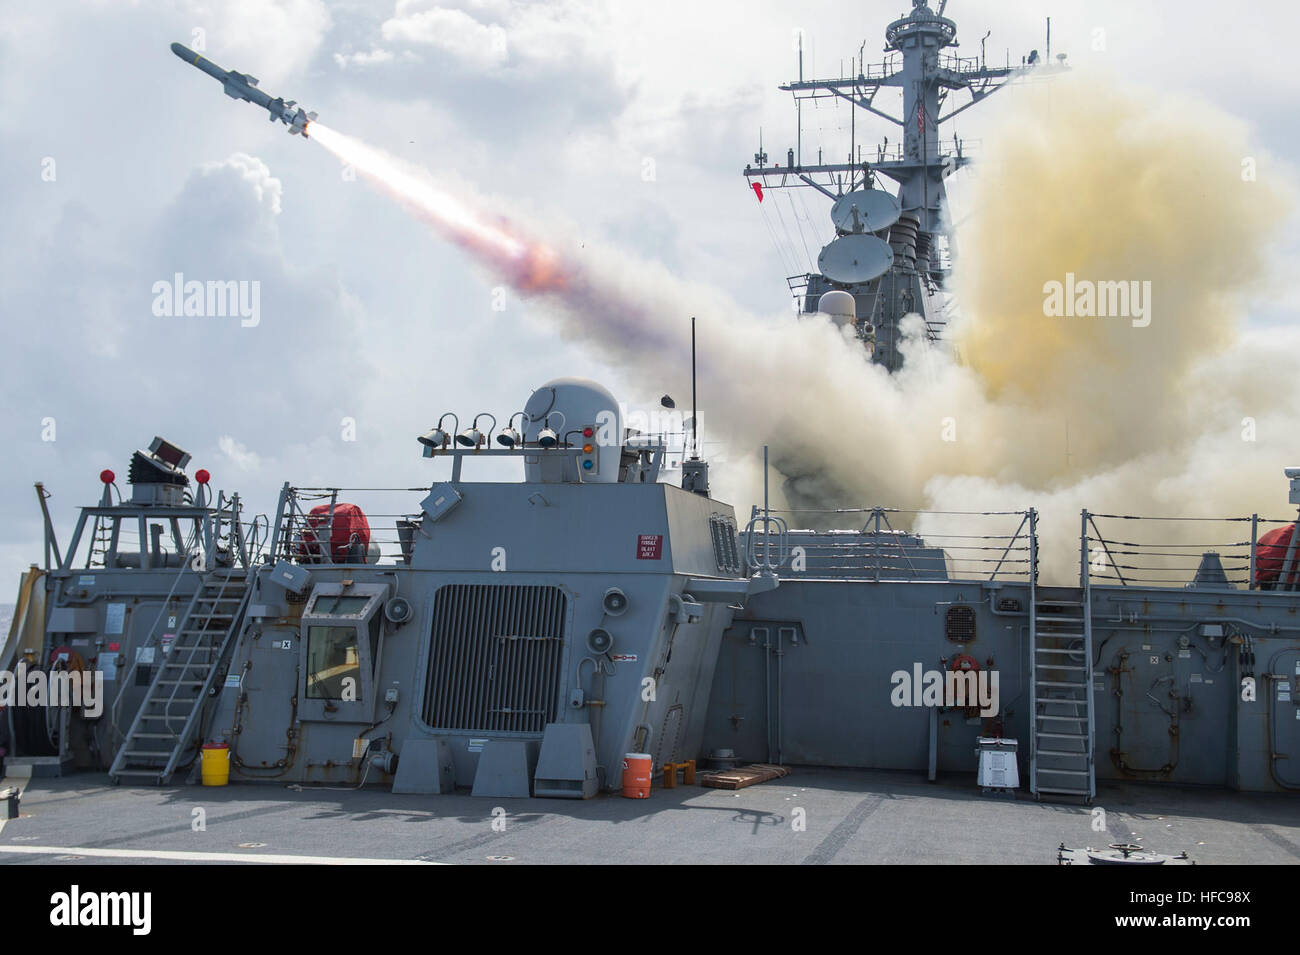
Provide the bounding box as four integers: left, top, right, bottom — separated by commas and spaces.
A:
916, 103, 925, 132
751, 182, 764, 202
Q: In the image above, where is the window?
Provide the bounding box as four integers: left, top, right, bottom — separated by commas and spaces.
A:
311, 594, 372, 616
306, 625, 361, 699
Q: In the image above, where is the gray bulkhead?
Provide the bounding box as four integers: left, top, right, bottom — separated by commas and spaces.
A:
212, 482, 746, 793
701, 576, 1300, 793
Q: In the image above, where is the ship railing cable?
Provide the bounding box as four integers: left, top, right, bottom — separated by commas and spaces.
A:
89, 521, 142, 569
739, 505, 1034, 582
238, 513, 269, 565
756, 197, 797, 277
784, 191, 817, 274
1081, 511, 1297, 589
275, 486, 435, 567
764, 506, 1029, 516
767, 193, 806, 278
80, 496, 243, 571
210, 490, 252, 569
744, 129, 981, 175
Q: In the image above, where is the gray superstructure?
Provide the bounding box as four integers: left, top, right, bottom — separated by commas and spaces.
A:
7, 384, 1300, 799
5, 380, 772, 798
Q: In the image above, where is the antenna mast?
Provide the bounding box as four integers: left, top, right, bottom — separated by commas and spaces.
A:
690, 316, 698, 460
741, 1, 1066, 372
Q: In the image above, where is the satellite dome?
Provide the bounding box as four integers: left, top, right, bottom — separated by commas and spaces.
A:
817, 290, 857, 328
523, 378, 622, 484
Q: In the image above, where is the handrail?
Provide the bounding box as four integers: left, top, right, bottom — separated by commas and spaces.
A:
738, 505, 1034, 582
160, 569, 247, 737
108, 560, 197, 744
745, 514, 789, 576
1081, 511, 1298, 589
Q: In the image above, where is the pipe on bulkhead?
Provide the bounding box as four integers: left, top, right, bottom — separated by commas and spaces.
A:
928, 708, 937, 782
1264, 646, 1300, 791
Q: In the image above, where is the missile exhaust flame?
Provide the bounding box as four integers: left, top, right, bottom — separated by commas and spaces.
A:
308, 123, 573, 295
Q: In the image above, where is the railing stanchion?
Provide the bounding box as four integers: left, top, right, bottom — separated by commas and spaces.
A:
1249, 513, 1259, 590
1080, 509, 1089, 590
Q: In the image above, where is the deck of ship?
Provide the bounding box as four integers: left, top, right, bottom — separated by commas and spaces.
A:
1, 768, 1296, 865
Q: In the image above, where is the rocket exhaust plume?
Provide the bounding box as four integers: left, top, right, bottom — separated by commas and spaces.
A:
305, 72, 1294, 583
307, 123, 572, 294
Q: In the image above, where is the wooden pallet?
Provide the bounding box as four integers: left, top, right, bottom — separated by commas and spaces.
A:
699, 763, 790, 790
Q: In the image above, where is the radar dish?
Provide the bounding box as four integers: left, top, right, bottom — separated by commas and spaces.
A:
817, 234, 894, 284
830, 189, 901, 233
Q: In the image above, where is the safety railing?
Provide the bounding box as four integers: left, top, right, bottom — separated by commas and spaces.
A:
204, 490, 265, 569
782, 50, 1009, 86
740, 506, 1036, 583
1081, 510, 1298, 590
853, 55, 902, 82
269, 485, 429, 567
59, 488, 262, 572
744, 513, 789, 577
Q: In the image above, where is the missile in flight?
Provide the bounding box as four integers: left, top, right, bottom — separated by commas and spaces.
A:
170, 42, 316, 136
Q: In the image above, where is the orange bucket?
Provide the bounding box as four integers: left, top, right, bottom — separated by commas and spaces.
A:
621, 753, 652, 798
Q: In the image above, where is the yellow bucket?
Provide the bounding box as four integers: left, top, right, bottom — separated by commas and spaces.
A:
201, 743, 230, 786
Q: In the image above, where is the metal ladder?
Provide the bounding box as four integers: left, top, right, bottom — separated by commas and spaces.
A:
1028, 584, 1096, 801
109, 569, 251, 785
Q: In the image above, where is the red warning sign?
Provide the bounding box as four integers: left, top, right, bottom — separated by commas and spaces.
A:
637, 534, 663, 560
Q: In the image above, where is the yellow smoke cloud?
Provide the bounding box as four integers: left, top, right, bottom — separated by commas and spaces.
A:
950, 72, 1290, 485
576, 69, 1298, 582
541, 70, 1295, 584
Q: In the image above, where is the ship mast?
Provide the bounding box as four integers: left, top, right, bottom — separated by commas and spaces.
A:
744, 1, 1062, 371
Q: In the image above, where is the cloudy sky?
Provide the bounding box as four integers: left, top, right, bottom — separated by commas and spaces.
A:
1, 0, 1296, 585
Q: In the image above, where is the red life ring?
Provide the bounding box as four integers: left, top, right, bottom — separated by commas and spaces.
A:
950, 653, 980, 673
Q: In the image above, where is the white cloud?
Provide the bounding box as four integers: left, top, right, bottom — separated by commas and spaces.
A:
218, 435, 262, 471
380, 3, 508, 68
371, 0, 613, 74
200, 153, 283, 216
180, 0, 333, 83
334, 48, 396, 69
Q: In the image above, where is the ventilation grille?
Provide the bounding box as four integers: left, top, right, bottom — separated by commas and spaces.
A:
945, 605, 977, 643
422, 584, 567, 734
710, 514, 742, 575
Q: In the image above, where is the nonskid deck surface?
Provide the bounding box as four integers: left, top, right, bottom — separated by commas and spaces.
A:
1, 770, 1296, 865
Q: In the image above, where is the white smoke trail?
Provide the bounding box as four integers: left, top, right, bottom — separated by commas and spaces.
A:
305, 71, 1297, 583
308, 123, 570, 292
